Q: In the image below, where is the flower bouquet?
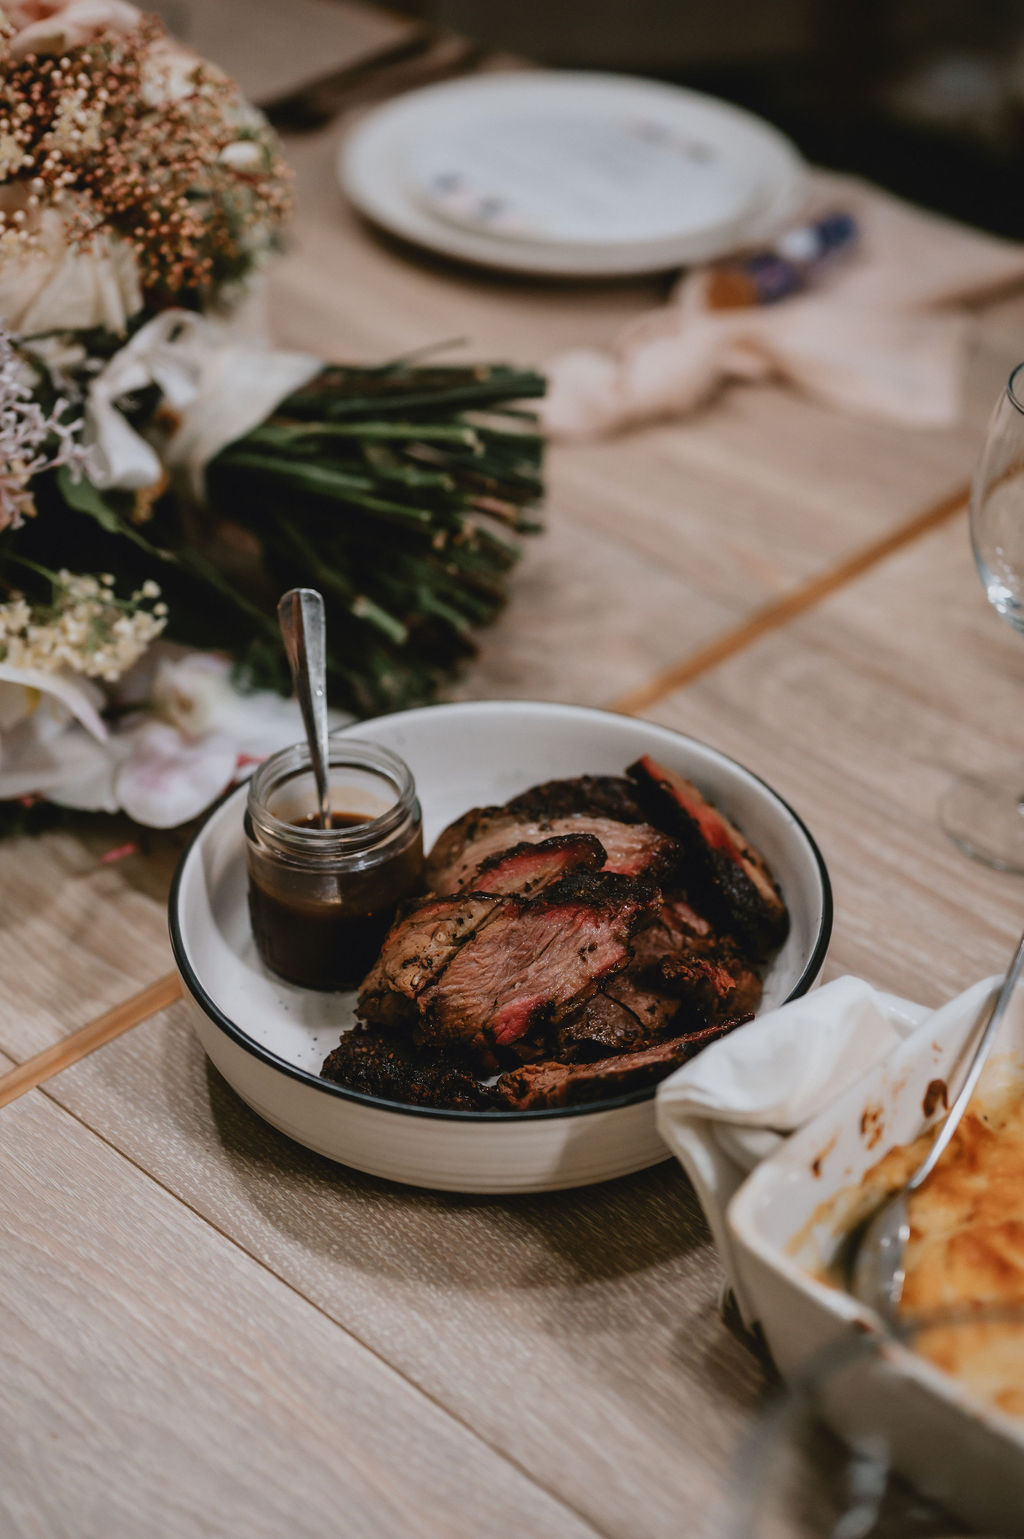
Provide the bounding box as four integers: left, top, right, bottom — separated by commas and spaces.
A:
0, 1, 545, 831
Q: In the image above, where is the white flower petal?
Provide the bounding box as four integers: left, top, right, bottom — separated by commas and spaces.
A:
150, 648, 350, 756
0, 204, 142, 334
47, 733, 129, 813
151, 650, 233, 737
0, 663, 107, 740
0, 681, 32, 736
114, 721, 237, 828
0, 721, 118, 805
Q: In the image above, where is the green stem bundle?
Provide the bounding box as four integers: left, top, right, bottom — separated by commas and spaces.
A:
27, 358, 546, 718
205, 361, 546, 713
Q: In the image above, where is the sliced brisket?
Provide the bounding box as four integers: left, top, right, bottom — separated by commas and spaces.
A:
418, 869, 651, 1052
627, 755, 788, 958
357, 893, 504, 1030
553, 976, 681, 1059
467, 832, 606, 897
494, 1022, 748, 1110
428, 808, 675, 895
325, 764, 788, 1113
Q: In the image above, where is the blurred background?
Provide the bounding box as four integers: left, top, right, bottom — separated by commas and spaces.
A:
413, 0, 1024, 238
153, 0, 1024, 238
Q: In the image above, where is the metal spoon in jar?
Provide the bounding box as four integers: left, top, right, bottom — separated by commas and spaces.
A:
277, 587, 331, 830
847, 926, 1024, 1322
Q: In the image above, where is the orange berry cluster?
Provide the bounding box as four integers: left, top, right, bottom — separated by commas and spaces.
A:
0, 14, 292, 307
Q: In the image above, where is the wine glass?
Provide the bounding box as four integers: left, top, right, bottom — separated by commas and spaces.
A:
941, 361, 1024, 871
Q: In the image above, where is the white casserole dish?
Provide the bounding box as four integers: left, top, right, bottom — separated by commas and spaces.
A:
726, 977, 1024, 1532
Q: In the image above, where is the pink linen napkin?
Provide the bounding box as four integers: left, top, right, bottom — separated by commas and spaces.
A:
542, 172, 1024, 438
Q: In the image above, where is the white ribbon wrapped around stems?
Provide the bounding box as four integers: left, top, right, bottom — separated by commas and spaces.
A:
83, 309, 321, 501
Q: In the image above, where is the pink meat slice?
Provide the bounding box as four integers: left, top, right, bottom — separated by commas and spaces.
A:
467, 833, 606, 896
431, 814, 674, 895
358, 893, 502, 1024
419, 882, 644, 1049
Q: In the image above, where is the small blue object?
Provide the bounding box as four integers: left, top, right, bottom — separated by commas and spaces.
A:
722, 210, 860, 305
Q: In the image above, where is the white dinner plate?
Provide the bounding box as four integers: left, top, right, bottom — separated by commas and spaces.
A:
339, 72, 808, 277
170, 700, 831, 1192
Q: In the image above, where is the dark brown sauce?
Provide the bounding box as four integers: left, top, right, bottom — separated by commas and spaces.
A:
291, 810, 370, 830
248, 884, 399, 991
247, 811, 423, 991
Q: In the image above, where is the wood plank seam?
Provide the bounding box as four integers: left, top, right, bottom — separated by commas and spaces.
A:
0, 972, 182, 1109
23, 1077, 613, 1539
0, 481, 970, 1102
611, 482, 970, 717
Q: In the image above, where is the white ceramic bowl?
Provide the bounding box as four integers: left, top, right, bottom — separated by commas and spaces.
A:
727, 978, 1024, 1531
169, 700, 831, 1192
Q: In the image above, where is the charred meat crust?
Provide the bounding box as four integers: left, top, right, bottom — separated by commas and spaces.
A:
321, 1024, 494, 1111
501, 775, 645, 825
626, 755, 788, 958
322, 1016, 752, 1113
494, 1020, 750, 1110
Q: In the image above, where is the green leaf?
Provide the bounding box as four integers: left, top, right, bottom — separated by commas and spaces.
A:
56, 467, 126, 534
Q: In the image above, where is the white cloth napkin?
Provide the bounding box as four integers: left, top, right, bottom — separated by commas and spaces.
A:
655, 976, 930, 1324
542, 172, 1024, 438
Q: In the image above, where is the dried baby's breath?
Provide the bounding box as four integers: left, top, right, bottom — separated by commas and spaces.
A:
0, 570, 166, 681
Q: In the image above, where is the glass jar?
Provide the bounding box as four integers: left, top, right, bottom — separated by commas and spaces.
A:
244, 738, 423, 990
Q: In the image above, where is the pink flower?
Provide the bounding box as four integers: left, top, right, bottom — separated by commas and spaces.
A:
111, 651, 327, 829
0, 645, 349, 828
5, 0, 143, 59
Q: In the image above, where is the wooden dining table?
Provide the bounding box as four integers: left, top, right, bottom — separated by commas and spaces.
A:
5, 4, 1024, 1534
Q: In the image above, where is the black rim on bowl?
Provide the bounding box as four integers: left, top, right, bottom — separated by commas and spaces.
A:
168, 712, 833, 1123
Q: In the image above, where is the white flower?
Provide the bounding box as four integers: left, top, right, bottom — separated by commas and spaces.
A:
0, 661, 109, 803
150, 650, 238, 739
112, 718, 239, 828
0, 642, 350, 828
111, 652, 346, 827
0, 194, 142, 334
219, 141, 263, 173
140, 36, 202, 108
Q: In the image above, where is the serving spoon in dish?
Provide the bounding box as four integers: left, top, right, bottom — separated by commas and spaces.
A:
278, 586, 331, 829
847, 925, 1024, 1322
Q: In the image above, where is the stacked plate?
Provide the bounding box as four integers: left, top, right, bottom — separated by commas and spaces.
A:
339, 71, 808, 278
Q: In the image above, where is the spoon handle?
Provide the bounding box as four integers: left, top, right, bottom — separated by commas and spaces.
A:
909, 926, 1024, 1192
277, 587, 331, 829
